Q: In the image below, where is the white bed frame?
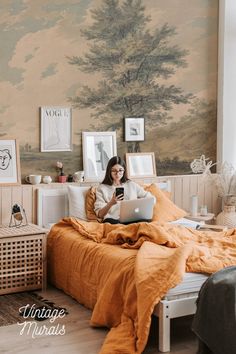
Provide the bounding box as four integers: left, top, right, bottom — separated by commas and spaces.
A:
154, 289, 203, 351
37, 183, 207, 352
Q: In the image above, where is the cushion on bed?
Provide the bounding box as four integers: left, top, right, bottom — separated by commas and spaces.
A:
161, 189, 171, 199
67, 185, 90, 220
141, 183, 171, 200
85, 186, 99, 221
144, 183, 187, 222
85, 183, 185, 223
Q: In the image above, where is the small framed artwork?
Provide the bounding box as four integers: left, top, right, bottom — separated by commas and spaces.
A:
124, 117, 145, 142
40, 106, 72, 152
0, 139, 21, 185
126, 152, 156, 179
82, 131, 117, 182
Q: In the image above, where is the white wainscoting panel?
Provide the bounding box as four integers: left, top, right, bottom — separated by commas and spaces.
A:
0, 185, 33, 225
0, 174, 221, 226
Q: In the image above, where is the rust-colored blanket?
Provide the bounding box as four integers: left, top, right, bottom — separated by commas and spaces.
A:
47, 217, 236, 354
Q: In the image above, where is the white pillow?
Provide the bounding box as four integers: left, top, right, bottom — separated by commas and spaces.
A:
67, 185, 90, 221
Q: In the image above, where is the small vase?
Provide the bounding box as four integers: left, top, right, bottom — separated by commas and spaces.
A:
43, 175, 52, 184
58, 175, 67, 183
216, 205, 236, 228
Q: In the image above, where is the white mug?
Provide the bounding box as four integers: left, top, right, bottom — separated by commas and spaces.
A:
25, 174, 42, 185
73, 171, 84, 183
43, 175, 52, 184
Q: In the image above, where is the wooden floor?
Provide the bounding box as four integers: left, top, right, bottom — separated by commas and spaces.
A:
0, 286, 198, 354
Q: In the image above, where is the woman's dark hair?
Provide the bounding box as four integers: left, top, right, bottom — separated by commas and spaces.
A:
102, 156, 129, 185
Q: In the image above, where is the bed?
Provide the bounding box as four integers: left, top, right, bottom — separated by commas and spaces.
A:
37, 182, 236, 353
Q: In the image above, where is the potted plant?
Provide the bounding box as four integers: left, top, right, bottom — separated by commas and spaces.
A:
56, 161, 67, 183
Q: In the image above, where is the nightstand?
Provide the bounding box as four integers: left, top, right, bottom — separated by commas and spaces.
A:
0, 223, 47, 295
185, 213, 215, 224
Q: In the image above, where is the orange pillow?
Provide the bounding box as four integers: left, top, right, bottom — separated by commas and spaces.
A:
161, 190, 171, 200
144, 183, 187, 222
139, 183, 171, 199
85, 186, 99, 221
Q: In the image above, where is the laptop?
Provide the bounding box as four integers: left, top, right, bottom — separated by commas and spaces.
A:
119, 197, 155, 224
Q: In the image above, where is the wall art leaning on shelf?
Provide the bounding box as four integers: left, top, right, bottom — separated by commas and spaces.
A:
124, 117, 145, 142
82, 131, 117, 182
40, 106, 72, 152
125, 152, 156, 179
0, 139, 21, 185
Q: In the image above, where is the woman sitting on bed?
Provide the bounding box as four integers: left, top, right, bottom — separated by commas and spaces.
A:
94, 156, 154, 224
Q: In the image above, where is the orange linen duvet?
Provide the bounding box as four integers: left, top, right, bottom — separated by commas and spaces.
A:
47, 217, 236, 354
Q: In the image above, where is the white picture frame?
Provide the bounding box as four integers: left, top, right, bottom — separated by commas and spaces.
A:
40, 106, 72, 152
124, 117, 145, 142
126, 152, 156, 179
82, 131, 117, 182
0, 139, 21, 185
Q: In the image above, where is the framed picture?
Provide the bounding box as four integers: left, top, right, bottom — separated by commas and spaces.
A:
126, 152, 156, 179
40, 106, 72, 152
124, 117, 145, 142
82, 131, 117, 182
0, 139, 21, 185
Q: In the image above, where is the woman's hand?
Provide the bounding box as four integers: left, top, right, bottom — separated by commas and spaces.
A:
97, 192, 124, 219
110, 192, 124, 205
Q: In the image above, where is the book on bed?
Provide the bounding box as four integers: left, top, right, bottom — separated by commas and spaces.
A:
170, 217, 203, 229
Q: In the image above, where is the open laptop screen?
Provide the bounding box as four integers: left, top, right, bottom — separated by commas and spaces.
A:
119, 197, 155, 223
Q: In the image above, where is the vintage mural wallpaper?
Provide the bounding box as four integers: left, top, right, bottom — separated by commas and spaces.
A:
0, 0, 218, 181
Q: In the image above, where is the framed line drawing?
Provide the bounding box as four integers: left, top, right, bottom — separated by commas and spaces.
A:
82, 131, 117, 182
0, 139, 21, 185
125, 152, 156, 179
124, 117, 145, 142
40, 106, 72, 152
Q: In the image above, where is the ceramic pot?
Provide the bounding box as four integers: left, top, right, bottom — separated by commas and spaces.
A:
216, 205, 236, 228
58, 175, 67, 183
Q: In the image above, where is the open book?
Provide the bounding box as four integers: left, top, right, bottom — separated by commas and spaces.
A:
170, 217, 204, 229
170, 218, 227, 231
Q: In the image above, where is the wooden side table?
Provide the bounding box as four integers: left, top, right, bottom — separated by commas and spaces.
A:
0, 223, 47, 295
185, 213, 215, 224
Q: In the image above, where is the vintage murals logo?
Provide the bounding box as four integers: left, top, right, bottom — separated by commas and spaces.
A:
17, 304, 66, 338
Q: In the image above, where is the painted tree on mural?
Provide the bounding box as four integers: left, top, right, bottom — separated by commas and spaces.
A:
68, 0, 192, 134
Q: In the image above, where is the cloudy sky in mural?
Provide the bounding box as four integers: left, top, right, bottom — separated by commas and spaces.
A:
0, 0, 218, 147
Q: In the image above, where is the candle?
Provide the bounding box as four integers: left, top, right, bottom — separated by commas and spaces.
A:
190, 195, 198, 216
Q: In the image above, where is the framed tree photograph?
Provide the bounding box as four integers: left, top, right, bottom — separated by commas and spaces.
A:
124, 118, 145, 142
125, 152, 156, 179
0, 139, 21, 185
82, 131, 117, 182
40, 106, 72, 152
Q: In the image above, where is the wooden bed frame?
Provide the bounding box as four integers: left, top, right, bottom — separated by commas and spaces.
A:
37, 182, 209, 352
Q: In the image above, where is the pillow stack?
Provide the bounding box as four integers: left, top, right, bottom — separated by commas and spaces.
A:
67, 183, 186, 223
